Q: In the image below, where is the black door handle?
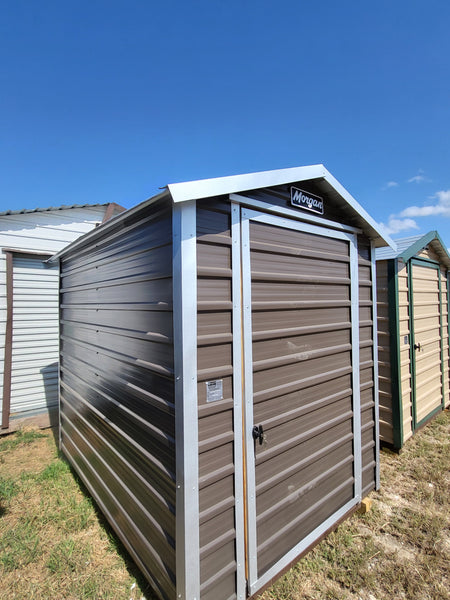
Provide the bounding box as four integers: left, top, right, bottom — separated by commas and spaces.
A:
414, 342, 421, 351
252, 424, 265, 445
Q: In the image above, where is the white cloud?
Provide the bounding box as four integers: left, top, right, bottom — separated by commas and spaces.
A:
407, 169, 431, 184
408, 175, 426, 184
382, 181, 399, 190
381, 216, 419, 235
400, 189, 450, 218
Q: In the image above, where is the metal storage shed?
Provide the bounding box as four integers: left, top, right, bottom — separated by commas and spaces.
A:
48, 165, 393, 600
0, 202, 124, 432
376, 231, 450, 449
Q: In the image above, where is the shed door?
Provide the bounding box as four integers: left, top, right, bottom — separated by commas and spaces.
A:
410, 260, 444, 427
10, 256, 59, 417
241, 209, 361, 595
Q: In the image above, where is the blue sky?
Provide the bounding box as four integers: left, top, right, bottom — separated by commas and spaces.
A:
1, 1, 450, 245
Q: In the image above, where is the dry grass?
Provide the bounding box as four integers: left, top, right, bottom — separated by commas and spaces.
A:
0, 428, 153, 600
259, 410, 450, 600
0, 411, 449, 600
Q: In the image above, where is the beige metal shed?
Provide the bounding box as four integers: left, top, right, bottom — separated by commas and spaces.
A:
376, 231, 450, 449
49, 165, 393, 600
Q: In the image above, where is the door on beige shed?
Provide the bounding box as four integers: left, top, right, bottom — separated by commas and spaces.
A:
410, 260, 444, 427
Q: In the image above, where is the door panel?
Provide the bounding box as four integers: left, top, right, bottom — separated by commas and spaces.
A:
242, 210, 360, 593
411, 262, 443, 425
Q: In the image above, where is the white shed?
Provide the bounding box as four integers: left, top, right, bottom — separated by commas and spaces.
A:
0, 203, 124, 432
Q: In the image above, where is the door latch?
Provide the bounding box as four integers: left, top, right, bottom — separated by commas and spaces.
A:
414, 342, 421, 351
252, 424, 266, 446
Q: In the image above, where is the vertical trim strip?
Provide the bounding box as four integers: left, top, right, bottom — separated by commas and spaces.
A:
387, 259, 403, 448
370, 242, 380, 490
240, 210, 258, 588
350, 237, 362, 502
1, 251, 13, 429
173, 201, 200, 600
409, 260, 417, 430
231, 203, 246, 600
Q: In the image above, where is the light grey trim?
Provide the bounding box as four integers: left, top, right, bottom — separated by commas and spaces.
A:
173, 201, 200, 600
169, 164, 327, 203
58, 262, 62, 451
241, 208, 360, 592
167, 164, 394, 248
231, 203, 246, 600
242, 208, 357, 242
350, 236, 362, 501
248, 497, 359, 596
240, 210, 258, 588
371, 241, 381, 490
230, 193, 362, 235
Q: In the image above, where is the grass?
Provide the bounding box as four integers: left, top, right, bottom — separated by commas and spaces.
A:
0, 412, 448, 599
259, 410, 450, 600
0, 427, 152, 600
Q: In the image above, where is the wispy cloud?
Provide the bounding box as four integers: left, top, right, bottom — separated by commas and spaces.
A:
380, 216, 419, 235
382, 180, 399, 190
407, 169, 431, 184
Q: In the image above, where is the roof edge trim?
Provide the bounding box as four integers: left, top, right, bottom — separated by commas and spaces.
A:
167, 164, 327, 203
400, 230, 450, 264
47, 190, 170, 264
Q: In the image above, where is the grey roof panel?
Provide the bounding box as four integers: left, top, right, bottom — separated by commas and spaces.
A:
0, 203, 108, 217
375, 231, 450, 268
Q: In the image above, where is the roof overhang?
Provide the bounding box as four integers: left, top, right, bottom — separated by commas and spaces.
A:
399, 230, 450, 268
167, 164, 395, 248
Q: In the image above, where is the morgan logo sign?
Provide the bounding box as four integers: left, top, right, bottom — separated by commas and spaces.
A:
290, 187, 324, 215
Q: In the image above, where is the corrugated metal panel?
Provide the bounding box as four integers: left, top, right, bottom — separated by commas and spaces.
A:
0, 203, 107, 217
248, 220, 355, 578
376, 260, 395, 445
9, 256, 59, 416
375, 235, 423, 261
196, 201, 238, 600
0, 205, 109, 426
398, 260, 413, 441
59, 201, 176, 600
411, 263, 443, 423
357, 238, 377, 496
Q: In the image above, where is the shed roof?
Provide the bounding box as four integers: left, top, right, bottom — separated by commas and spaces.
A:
375, 231, 450, 268
48, 165, 395, 263
167, 164, 394, 248
0, 203, 110, 217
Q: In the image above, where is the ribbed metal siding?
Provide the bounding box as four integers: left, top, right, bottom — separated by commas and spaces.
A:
248, 220, 355, 577
376, 259, 395, 445
10, 256, 59, 415
398, 260, 413, 441
411, 262, 443, 423
358, 238, 377, 496
196, 201, 237, 600
59, 203, 176, 600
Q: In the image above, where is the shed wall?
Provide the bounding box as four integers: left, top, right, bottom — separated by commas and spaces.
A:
196, 200, 238, 600
59, 203, 177, 600
398, 260, 413, 442
357, 238, 377, 495
376, 260, 394, 445
0, 206, 108, 428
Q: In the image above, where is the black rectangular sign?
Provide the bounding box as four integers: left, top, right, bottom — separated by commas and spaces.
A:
290, 187, 324, 215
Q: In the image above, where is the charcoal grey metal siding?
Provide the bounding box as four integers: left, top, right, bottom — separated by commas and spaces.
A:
59, 202, 176, 600
196, 200, 239, 600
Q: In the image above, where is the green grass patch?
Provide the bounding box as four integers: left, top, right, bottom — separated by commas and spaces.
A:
0, 428, 47, 453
